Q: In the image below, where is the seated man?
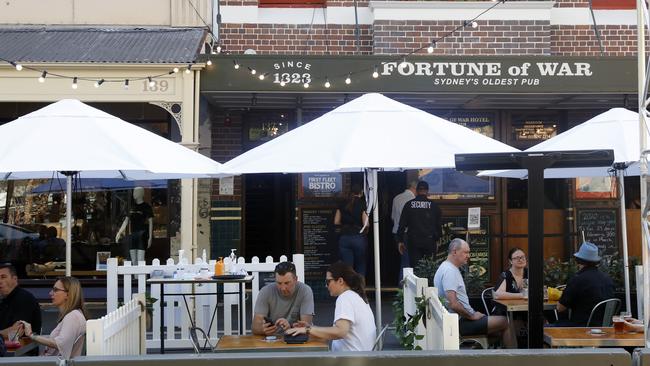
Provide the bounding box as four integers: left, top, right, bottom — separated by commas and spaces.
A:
0, 263, 42, 340
555, 242, 614, 326
252, 261, 314, 335
434, 238, 515, 348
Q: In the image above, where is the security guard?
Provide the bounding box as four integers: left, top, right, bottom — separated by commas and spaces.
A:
396, 181, 442, 268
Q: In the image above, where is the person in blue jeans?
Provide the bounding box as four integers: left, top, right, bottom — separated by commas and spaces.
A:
334, 184, 368, 276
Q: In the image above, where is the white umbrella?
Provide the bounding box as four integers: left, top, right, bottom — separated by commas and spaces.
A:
480, 107, 645, 313
221, 93, 519, 328
0, 99, 224, 275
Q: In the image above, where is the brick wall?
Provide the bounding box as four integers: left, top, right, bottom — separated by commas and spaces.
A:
211, 111, 243, 201
220, 24, 373, 54
374, 20, 551, 55
551, 25, 639, 56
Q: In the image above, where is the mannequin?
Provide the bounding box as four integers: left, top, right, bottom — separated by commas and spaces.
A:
115, 187, 153, 263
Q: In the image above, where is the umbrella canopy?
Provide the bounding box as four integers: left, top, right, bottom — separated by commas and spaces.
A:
220, 93, 519, 174
0, 99, 224, 275
479, 108, 643, 179
31, 178, 168, 194
220, 93, 519, 328
0, 99, 222, 180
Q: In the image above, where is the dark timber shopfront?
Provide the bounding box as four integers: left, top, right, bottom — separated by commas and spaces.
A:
201, 54, 638, 289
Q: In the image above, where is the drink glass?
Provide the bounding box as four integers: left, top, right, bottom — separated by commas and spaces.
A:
613, 315, 625, 334
621, 311, 633, 322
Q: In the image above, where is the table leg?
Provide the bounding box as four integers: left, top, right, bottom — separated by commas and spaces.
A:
239, 282, 244, 335
160, 284, 165, 354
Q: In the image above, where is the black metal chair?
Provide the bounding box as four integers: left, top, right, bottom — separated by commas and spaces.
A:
189, 326, 215, 354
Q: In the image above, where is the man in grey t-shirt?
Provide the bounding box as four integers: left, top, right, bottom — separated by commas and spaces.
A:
253, 261, 314, 335
434, 238, 513, 348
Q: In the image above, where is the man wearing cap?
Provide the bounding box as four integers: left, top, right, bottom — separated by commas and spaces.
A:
397, 181, 442, 268
556, 242, 614, 326
252, 261, 314, 336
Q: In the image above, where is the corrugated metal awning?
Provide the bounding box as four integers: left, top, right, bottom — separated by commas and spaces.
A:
0, 27, 207, 64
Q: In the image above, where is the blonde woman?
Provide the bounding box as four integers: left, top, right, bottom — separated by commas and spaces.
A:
21, 277, 87, 359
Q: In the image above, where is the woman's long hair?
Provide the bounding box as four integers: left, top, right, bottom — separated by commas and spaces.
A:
344, 184, 363, 213
56, 277, 88, 322
328, 261, 368, 303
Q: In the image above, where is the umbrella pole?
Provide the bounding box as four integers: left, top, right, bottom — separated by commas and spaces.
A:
66, 174, 72, 277
617, 169, 632, 313
371, 168, 382, 330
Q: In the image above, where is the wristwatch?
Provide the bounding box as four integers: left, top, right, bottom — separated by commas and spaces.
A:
30, 333, 38, 340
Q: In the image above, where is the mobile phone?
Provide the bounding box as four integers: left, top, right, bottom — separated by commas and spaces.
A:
264, 316, 273, 325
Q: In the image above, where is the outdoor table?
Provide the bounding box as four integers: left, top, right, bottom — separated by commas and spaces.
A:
5, 337, 37, 356
215, 335, 329, 352
147, 275, 254, 354
494, 299, 558, 324
543, 327, 645, 347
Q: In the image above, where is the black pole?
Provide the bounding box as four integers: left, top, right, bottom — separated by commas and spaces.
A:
523, 158, 550, 348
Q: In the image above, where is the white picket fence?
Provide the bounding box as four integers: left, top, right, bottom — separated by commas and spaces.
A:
86, 293, 147, 355
402, 268, 460, 350
106, 254, 305, 349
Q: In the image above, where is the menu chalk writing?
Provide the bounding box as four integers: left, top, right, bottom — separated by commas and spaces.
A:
577, 209, 617, 257
300, 208, 338, 298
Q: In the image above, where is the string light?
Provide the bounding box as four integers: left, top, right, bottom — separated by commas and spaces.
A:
258, 72, 267, 80
185, 64, 192, 74
324, 77, 331, 88
10, 62, 22, 71
345, 73, 351, 85
71, 77, 78, 89
206, 59, 212, 66
216, 45, 222, 53
38, 71, 47, 83
233, 60, 240, 69
123, 79, 129, 90
94, 79, 105, 88
372, 65, 379, 79
280, 80, 286, 87
248, 67, 257, 75
148, 77, 155, 87
173, 67, 179, 73
472, 21, 478, 28
303, 81, 309, 88
427, 40, 436, 54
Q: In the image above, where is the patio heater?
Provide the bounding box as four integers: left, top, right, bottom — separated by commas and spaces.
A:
455, 149, 614, 349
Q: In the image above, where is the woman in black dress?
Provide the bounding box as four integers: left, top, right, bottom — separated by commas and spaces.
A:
493, 247, 528, 347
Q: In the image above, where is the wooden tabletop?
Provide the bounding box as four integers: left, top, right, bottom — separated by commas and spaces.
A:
5, 337, 37, 357
544, 327, 645, 347
147, 275, 254, 285
215, 335, 329, 352
494, 298, 558, 312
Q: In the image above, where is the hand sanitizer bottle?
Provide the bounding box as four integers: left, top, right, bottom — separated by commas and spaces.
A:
229, 249, 237, 274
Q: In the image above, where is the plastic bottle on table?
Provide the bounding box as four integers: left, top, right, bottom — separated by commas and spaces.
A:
215, 257, 224, 276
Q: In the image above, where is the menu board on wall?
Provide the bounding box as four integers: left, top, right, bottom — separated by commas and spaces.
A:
299, 207, 338, 298
577, 209, 618, 257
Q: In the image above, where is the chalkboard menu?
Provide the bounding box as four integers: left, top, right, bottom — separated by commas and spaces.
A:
577, 209, 618, 257
300, 207, 338, 299
439, 216, 490, 284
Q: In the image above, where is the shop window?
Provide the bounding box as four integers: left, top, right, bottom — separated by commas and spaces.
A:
419, 112, 496, 200
259, 0, 326, 8
243, 111, 293, 150
592, 0, 635, 9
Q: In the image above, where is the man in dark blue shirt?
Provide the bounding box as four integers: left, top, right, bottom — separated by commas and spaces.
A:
0, 263, 42, 339
557, 242, 614, 326
397, 181, 442, 268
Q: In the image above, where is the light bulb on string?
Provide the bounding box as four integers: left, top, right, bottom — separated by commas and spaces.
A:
259, 73, 268, 80
303, 81, 309, 88
206, 59, 212, 66
94, 79, 105, 88
216, 45, 222, 53
427, 40, 436, 54
71, 77, 78, 89
124, 79, 130, 90
372, 65, 379, 79
280, 80, 286, 87
248, 67, 257, 75
471, 21, 478, 28
11, 62, 22, 71
185, 64, 192, 74
233, 60, 240, 69
148, 77, 155, 87
173, 67, 179, 73
324, 77, 331, 88
38, 71, 47, 83
345, 73, 351, 85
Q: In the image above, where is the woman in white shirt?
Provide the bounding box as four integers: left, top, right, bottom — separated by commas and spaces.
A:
21, 277, 87, 359
285, 262, 376, 351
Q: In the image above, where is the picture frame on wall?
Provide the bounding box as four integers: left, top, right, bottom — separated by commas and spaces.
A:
96, 251, 111, 271
575, 176, 617, 199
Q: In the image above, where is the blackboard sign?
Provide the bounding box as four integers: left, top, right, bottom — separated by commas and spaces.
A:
300, 207, 338, 299
441, 216, 490, 284
577, 209, 618, 257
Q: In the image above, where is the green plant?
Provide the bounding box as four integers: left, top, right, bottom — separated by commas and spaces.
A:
392, 289, 426, 350
543, 256, 577, 288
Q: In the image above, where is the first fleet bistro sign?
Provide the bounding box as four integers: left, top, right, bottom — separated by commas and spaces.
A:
202, 56, 636, 93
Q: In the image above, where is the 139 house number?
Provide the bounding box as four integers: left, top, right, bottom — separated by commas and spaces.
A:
274, 73, 311, 84
142, 80, 170, 92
